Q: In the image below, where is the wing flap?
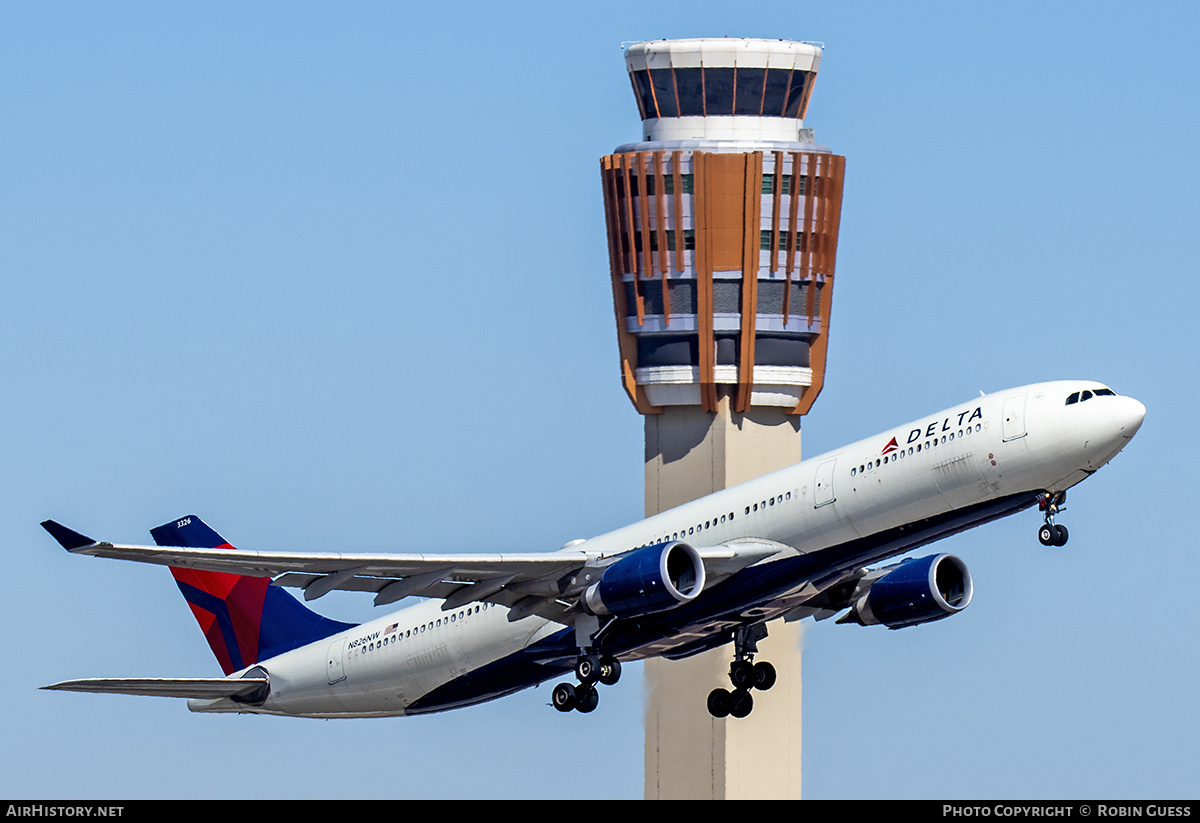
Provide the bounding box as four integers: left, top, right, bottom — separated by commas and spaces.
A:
41, 677, 269, 699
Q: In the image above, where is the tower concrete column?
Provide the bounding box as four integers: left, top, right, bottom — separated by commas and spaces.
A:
643, 400, 804, 799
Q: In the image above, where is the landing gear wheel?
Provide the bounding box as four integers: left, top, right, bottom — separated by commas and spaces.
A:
575, 686, 599, 714
598, 656, 622, 686
1038, 491, 1069, 547
552, 682, 577, 712
713, 624, 772, 717
753, 661, 777, 691
575, 655, 600, 685
729, 659, 755, 690
729, 689, 754, 719
707, 688, 732, 718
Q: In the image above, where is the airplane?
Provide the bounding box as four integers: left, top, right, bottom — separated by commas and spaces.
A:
41, 380, 1144, 720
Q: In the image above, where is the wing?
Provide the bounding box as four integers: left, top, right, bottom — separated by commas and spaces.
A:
44, 520, 590, 623
42, 521, 781, 626
41, 677, 268, 700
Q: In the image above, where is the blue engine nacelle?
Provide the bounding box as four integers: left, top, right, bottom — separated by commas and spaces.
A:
583, 541, 706, 617
841, 554, 972, 629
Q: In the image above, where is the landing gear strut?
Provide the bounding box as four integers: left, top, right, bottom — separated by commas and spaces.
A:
707, 625, 776, 719
1037, 491, 1069, 546
551, 615, 623, 714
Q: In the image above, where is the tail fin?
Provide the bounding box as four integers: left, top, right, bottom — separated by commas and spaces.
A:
151, 515, 356, 675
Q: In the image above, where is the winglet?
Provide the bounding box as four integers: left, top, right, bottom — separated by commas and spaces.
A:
41, 520, 96, 551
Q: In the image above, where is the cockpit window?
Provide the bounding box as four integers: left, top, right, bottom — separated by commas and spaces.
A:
1066, 387, 1118, 405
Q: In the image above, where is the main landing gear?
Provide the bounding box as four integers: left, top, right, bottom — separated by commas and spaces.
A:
551, 654, 622, 714
1037, 491, 1069, 546
707, 625, 777, 719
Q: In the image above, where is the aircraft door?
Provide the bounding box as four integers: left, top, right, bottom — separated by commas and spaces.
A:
327, 638, 347, 684
1002, 394, 1028, 441
814, 459, 837, 508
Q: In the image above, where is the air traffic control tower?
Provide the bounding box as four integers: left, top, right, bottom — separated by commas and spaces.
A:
598, 38, 846, 799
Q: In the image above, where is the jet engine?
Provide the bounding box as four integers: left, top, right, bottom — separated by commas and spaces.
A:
839, 553, 972, 629
583, 541, 706, 617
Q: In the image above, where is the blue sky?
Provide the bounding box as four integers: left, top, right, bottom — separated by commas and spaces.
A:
2, 1, 1197, 799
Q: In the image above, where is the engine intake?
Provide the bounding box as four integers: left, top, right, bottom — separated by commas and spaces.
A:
841, 554, 972, 629
584, 541, 706, 617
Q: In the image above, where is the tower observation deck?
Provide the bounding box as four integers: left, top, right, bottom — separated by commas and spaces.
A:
601, 38, 846, 416
598, 38, 848, 799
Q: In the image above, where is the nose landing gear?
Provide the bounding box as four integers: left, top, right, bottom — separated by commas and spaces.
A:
1037, 491, 1069, 546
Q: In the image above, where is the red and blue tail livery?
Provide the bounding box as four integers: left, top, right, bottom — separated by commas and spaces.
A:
147, 516, 356, 675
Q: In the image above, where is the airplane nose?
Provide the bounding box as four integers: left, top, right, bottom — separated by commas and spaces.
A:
1113, 396, 1146, 440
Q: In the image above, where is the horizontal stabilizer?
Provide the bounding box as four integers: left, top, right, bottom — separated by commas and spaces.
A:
41, 677, 269, 700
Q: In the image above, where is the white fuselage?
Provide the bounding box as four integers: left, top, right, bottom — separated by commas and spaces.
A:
193, 381, 1144, 718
